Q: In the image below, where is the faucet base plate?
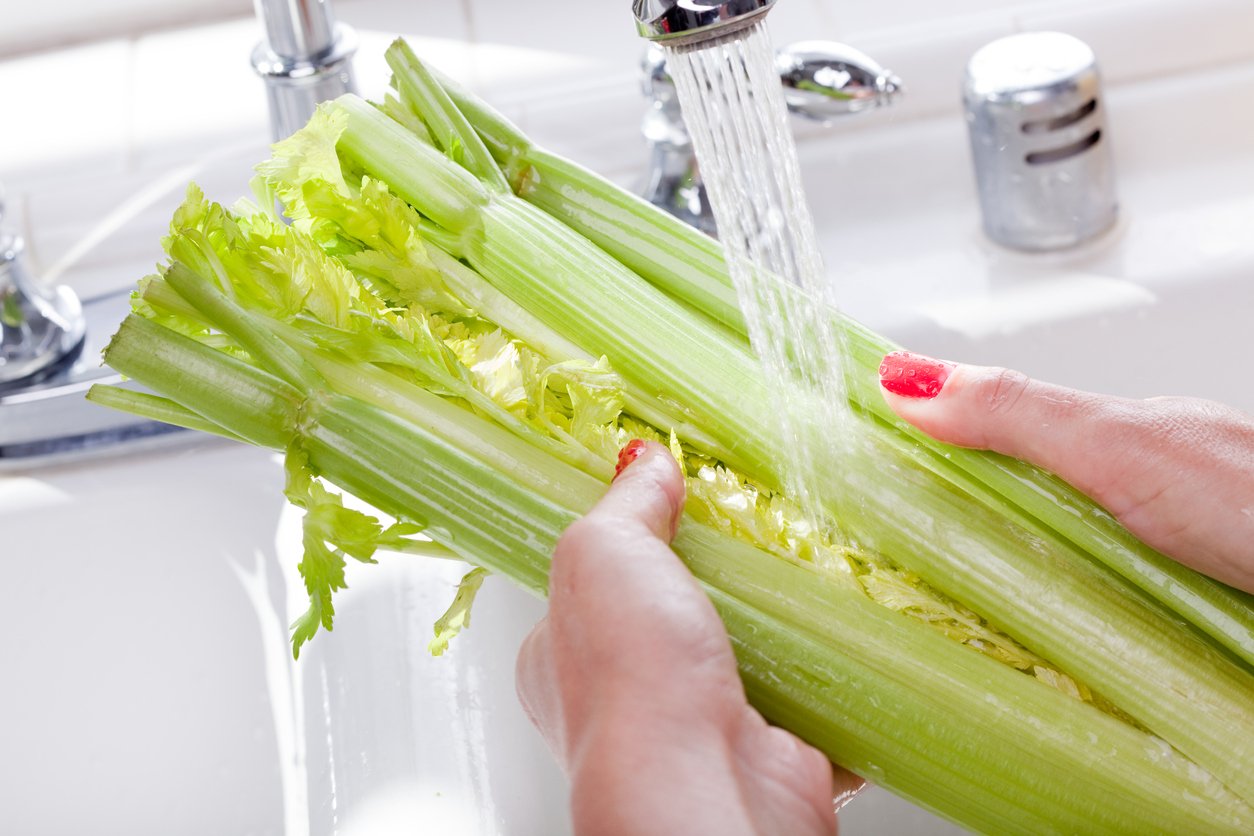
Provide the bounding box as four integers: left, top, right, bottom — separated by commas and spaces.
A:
0, 289, 192, 472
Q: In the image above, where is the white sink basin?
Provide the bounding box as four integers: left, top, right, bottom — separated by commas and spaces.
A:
804, 59, 1254, 416
3, 6, 1252, 835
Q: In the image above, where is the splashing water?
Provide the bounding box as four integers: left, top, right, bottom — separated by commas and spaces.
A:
665, 22, 853, 531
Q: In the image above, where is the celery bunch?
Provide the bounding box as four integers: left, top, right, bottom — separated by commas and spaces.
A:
91, 39, 1254, 834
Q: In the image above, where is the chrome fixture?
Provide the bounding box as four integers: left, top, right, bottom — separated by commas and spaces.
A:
0, 189, 85, 392
252, 0, 358, 141
0, 186, 184, 468
638, 39, 901, 232
778, 41, 903, 122
3, 2, 364, 468
633, 0, 777, 46
640, 44, 717, 234
963, 31, 1118, 251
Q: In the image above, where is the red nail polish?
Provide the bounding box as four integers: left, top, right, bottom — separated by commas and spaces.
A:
613, 439, 648, 480
878, 351, 954, 399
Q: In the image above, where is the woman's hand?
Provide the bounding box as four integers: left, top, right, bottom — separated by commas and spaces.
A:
878, 351, 1254, 593
516, 441, 847, 836
515, 351, 1254, 836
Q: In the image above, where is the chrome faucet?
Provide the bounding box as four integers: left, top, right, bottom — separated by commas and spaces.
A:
0, 182, 181, 467
638, 36, 902, 233
0, 188, 85, 393
251, 0, 358, 140
0, 1, 360, 467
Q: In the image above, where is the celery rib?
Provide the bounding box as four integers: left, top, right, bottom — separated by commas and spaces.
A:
99, 308, 1254, 832
85, 385, 244, 443
371, 69, 1254, 801
436, 73, 1254, 672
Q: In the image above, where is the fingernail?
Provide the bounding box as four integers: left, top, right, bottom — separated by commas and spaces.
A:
879, 351, 955, 399
613, 439, 647, 480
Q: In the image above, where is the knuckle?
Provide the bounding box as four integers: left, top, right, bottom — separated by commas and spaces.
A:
554, 516, 603, 559
550, 515, 611, 591
982, 368, 1032, 417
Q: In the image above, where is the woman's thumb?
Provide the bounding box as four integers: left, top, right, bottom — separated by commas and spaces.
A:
877, 350, 1105, 486
877, 350, 1254, 592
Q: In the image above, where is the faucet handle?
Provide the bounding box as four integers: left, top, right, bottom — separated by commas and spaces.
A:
0, 185, 86, 391
635, 40, 902, 234
776, 41, 902, 123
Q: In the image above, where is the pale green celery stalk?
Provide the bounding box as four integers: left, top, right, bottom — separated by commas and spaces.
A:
199, 259, 605, 505
99, 307, 1254, 834
137, 271, 211, 324
289, 315, 611, 479
433, 72, 1254, 671
686, 535, 1252, 835
85, 386, 244, 442
336, 100, 490, 234
302, 394, 570, 594
425, 229, 745, 468
333, 85, 1254, 800
428, 66, 745, 335
101, 314, 298, 449
166, 224, 612, 482
385, 40, 509, 193
334, 95, 780, 474
163, 260, 324, 392
282, 320, 619, 491
830, 408, 1254, 802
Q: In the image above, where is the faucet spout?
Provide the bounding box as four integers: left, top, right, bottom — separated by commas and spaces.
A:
633, 0, 777, 47
254, 0, 337, 61
251, 0, 358, 140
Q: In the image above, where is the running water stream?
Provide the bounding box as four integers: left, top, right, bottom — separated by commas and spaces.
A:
665, 21, 853, 529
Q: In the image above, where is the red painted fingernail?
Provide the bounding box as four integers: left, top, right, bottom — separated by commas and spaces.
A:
878, 351, 955, 399
613, 439, 648, 480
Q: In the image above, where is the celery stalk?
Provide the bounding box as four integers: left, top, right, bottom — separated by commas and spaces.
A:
101, 314, 298, 449
96, 296, 1254, 834
433, 68, 1254, 672
84, 386, 243, 442
430, 66, 746, 335
335, 96, 780, 474
384, 39, 510, 193
375, 58, 1254, 799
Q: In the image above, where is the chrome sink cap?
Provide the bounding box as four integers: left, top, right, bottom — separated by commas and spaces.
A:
633, 0, 776, 46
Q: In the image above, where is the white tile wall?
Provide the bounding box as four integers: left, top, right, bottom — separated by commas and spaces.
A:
338, 0, 473, 42
1017, 0, 1254, 82
0, 0, 251, 57
0, 39, 132, 176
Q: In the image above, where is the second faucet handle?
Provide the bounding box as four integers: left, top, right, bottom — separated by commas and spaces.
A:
776, 41, 903, 122
638, 40, 903, 232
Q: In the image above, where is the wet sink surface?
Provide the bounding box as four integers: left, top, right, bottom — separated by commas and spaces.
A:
1, 440, 566, 835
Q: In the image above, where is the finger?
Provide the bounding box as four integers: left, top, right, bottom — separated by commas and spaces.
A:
877, 351, 1111, 497
604, 437, 687, 541
515, 617, 567, 767
546, 440, 744, 750
877, 351, 1254, 590
540, 442, 840, 835
548, 439, 697, 637
519, 441, 692, 757
832, 767, 867, 813
730, 712, 840, 836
